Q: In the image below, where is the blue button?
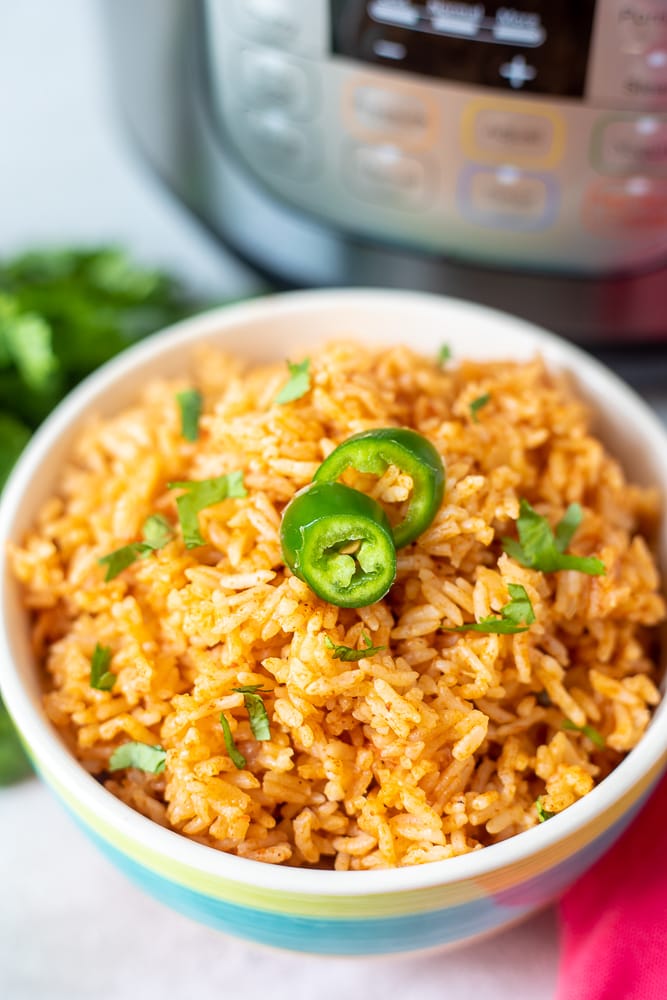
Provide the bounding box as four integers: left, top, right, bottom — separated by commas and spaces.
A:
457, 165, 559, 231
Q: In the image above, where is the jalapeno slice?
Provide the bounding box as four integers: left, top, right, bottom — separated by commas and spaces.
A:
280, 482, 397, 608
314, 427, 445, 548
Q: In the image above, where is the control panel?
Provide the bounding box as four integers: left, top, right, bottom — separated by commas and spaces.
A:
331, 1, 596, 97
204, 0, 667, 275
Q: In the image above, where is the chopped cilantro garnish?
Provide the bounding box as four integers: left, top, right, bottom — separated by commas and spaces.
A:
90, 643, 116, 691
220, 713, 246, 769
98, 542, 152, 581
443, 583, 535, 635
274, 358, 311, 405
168, 472, 247, 548
554, 502, 582, 554
562, 719, 606, 749
324, 632, 387, 661
176, 388, 203, 442
141, 513, 174, 550
233, 685, 271, 741
109, 742, 166, 774
536, 798, 556, 823
99, 513, 175, 580
502, 500, 606, 576
437, 344, 451, 366
470, 393, 490, 422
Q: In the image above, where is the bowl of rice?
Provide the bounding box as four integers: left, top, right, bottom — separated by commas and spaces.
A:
1, 288, 665, 956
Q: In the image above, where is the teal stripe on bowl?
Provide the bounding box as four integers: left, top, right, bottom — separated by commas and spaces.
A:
85, 822, 517, 955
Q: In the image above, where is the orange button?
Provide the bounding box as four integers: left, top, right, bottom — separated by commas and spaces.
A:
343, 77, 438, 152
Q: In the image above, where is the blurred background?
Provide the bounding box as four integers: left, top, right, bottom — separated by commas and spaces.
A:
2, 1, 666, 997
0, 2, 261, 295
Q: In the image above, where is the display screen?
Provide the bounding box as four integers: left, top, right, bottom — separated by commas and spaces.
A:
330, 1, 597, 97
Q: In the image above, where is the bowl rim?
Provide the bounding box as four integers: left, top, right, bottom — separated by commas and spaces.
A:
1, 286, 666, 897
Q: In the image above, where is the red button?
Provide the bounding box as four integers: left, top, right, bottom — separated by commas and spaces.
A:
582, 176, 667, 233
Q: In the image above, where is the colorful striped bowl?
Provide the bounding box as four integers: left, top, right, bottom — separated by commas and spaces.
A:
1, 290, 666, 955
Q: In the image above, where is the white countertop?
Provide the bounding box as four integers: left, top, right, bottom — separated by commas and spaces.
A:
1, 781, 560, 1000
0, 3, 665, 998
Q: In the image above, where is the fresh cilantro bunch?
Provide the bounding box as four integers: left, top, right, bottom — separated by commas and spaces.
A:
0, 245, 201, 784
0, 245, 197, 488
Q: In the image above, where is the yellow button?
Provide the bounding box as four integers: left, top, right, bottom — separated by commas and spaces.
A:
462, 99, 565, 169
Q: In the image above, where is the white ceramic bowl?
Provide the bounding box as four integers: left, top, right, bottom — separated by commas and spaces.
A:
1, 289, 666, 955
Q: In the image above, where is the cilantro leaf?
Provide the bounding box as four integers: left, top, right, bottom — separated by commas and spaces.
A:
168, 472, 247, 548
233, 685, 271, 741
220, 713, 246, 769
2, 310, 60, 392
98, 513, 175, 580
536, 798, 556, 823
141, 513, 174, 550
274, 358, 311, 405
437, 344, 451, 366
554, 502, 582, 553
109, 742, 166, 774
98, 542, 153, 581
176, 388, 203, 442
443, 583, 535, 635
562, 719, 606, 749
470, 393, 490, 422
502, 500, 606, 576
323, 632, 387, 661
90, 643, 116, 691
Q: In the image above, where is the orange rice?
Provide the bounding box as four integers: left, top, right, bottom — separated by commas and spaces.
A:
10, 340, 665, 868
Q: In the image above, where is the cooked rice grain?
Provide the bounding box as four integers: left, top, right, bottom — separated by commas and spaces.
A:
11, 341, 665, 868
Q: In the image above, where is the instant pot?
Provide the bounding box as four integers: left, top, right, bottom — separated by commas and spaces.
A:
102, 1, 667, 349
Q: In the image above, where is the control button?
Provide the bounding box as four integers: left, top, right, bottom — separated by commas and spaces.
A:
582, 177, 667, 234
343, 79, 437, 151
499, 55, 538, 89
344, 143, 430, 208
622, 47, 667, 99
352, 86, 430, 137
242, 111, 318, 179
430, 6, 484, 39
492, 9, 545, 46
593, 115, 667, 176
368, 0, 420, 28
239, 48, 314, 119
588, 4, 667, 102
463, 100, 564, 168
616, 1, 667, 54
232, 0, 294, 45
458, 166, 557, 231
372, 39, 408, 61
229, 0, 325, 53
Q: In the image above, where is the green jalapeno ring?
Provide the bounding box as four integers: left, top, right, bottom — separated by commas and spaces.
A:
280, 481, 397, 608
313, 427, 445, 548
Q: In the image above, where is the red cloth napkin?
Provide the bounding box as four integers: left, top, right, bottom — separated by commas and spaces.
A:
556, 771, 667, 1000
